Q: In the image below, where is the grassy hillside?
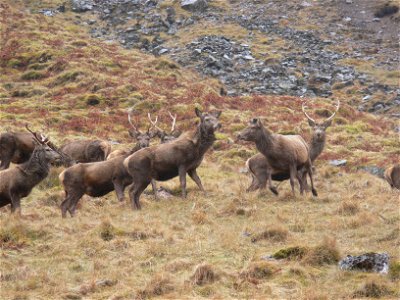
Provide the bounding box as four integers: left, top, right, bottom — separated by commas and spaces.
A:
0, 2, 399, 299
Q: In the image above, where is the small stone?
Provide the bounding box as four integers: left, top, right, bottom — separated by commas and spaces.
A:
181, 0, 208, 12
158, 48, 169, 55
345, 0, 353, 4
329, 159, 347, 167
242, 55, 254, 60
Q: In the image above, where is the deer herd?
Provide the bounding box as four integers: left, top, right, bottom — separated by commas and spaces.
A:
0, 101, 398, 217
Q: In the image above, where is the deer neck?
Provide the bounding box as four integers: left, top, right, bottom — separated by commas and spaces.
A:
21, 149, 50, 181
192, 125, 216, 156
255, 126, 275, 156
309, 135, 326, 162
130, 143, 142, 154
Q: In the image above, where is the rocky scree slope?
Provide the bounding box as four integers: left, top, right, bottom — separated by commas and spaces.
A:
60, 0, 400, 117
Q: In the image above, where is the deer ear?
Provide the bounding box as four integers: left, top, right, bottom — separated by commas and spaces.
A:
211, 110, 222, 118
250, 118, 258, 124
129, 129, 140, 138
195, 107, 203, 118
322, 119, 333, 128
308, 119, 316, 127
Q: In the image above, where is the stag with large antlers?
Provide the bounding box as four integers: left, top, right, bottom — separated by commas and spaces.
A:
246, 100, 340, 192
107, 111, 157, 160
237, 117, 317, 196
59, 109, 157, 217
0, 126, 63, 213
150, 111, 182, 143
123, 108, 221, 210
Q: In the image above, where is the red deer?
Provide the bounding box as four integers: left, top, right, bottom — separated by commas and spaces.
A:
107, 111, 157, 160
151, 111, 182, 143
246, 100, 339, 192
0, 129, 40, 169
384, 164, 400, 190
60, 139, 111, 165
237, 118, 317, 196
59, 114, 156, 217
0, 125, 64, 213
123, 108, 221, 210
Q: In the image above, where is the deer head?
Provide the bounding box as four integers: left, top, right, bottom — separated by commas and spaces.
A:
237, 118, 263, 142
302, 100, 340, 142
127, 109, 155, 148
151, 111, 181, 143
195, 108, 222, 134
25, 124, 65, 165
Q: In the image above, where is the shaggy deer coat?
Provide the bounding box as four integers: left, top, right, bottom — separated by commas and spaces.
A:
123, 108, 221, 210
238, 118, 317, 196
0, 132, 36, 169
60, 139, 111, 164
0, 139, 62, 212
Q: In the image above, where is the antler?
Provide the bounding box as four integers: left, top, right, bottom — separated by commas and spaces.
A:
301, 102, 316, 124
127, 108, 138, 132
147, 113, 163, 132
325, 99, 340, 122
168, 111, 177, 132
25, 124, 48, 144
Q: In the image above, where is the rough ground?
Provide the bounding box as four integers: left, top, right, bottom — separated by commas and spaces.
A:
31, 0, 400, 116
0, 1, 399, 299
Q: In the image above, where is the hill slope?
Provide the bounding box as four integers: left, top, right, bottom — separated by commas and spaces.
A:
0, 1, 399, 299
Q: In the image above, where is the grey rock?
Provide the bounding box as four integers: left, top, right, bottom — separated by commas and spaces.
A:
329, 159, 347, 167
358, 166, 385, 178
339, 253, 389, 274
71, 0, 94, 12
181, 0, 208, 12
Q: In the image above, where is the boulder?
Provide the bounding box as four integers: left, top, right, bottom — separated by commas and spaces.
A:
181, 0, 208, 12
339, 253, 389, 274
71, 0, 94, 12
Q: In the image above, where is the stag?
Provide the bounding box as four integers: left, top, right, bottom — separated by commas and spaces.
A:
384, 164, 400, 190
237, 118, 317, 196
150, 111, 182, 143
0, 126, 63, 213
59, 112, 157, 217
107, 111, 157, 160
123, 108, 221, 209
246, 100, 340, 192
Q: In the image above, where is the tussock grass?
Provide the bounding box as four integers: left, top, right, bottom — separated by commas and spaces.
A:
190, 263, 219, 286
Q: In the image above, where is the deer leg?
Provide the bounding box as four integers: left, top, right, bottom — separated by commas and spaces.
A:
129, 181, 148, 210
179, 166, 187, 198
246, 174, 260, 192
10, 194, 21, 215
151, 180, 158, 200
266, 168, 278, 195
289, 165, 296, 196
307, 165, 318, 197
113, 179, 126, 202
188, 169, 206, 195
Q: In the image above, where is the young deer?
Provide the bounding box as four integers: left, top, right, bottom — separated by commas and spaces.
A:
246, 100, 340, 192
237, 118, 317, 196
123, 108, 221, 210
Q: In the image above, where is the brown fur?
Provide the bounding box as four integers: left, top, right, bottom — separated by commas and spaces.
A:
0, 131, 37, 169
60, 139, 111, 164
384, 164, 400, 190
123, 108, 221, 210
0, 132, 62, 213
238, 118, 317, 196
246, 101, 339, 193
59, 154, 131, 218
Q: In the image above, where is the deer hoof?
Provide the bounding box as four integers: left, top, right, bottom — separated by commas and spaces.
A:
269, 186, 279, 195
312, 188, 318, 197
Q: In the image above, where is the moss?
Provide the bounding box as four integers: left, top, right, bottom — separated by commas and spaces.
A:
20, 70, 46, 80
272, 246, 308, 260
